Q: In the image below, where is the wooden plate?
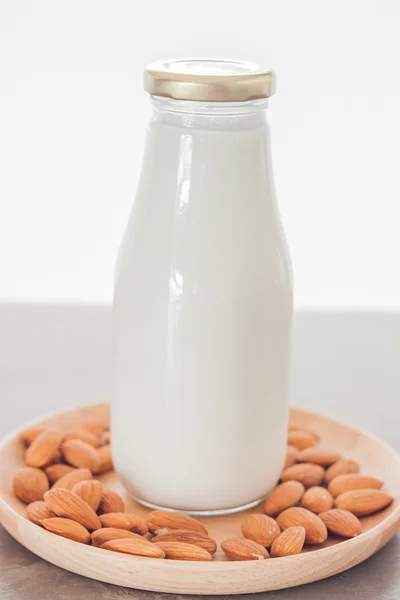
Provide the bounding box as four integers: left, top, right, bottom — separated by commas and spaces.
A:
0, 403, 399, 594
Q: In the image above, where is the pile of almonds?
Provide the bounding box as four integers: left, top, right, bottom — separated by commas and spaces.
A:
12, 415, 394, 562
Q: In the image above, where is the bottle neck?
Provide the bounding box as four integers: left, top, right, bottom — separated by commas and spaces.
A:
149, 96, 268, 131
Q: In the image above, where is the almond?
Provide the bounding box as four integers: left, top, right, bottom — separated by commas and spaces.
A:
319, 508, 361, 538
335, 489, 393, 516
102, 431, 111, 445
21, 426, 45, 447
284, 445, 299, 469
61, 440, 100, 471
301, 486, 334, 513
277, 507, 328, 544
80, 418, 108, 436
328, 474, 384, 497
63, 429, 100, 448
241, 514, 280, 548
264, 481, 305, 516
94, 445, 113, 473
44, 488, 101, 530
91, 528, 145, 548
298, 448, 341, 466
26, 500, 55, 525
155, 541, 212, 561
287, 428, 319, 450
42, 517, 90, 543
146, 510, 207, 535
324, 459, 360, 484
72, 479, 103, 512
270, 526, 306, 557
98, 489, 124, 514
99, 512, 148, 535
25, 430, 63, 468
288, 423, 320, 440
102, 537, 165, 558
13, 467, 49, 503
281, 463, 325, 488
45, 464, 76, 484
221, 538, 269, 561
48, 452, 63, 465
152, 529, 217, 555
52, 467, 93, 490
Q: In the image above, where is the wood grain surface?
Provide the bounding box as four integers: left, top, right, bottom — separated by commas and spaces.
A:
0, 403, 399, 594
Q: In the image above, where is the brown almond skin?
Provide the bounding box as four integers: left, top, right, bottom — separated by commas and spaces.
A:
63, 429, 101, 448
61, 440, 100, 471
281, 463, 325, 488
99, 512, 148, 535
241, 514, 280, 548
221, 538, 269, 561
152, 530, 217, 555
277, 507, 328, 544
155, 541, 212, 561
301, 486, 334, 513
270, 526, 306, 557
284, 445, 299, 469
21, 426, 45, 447
335, 489, 393, 516
324, 459, 360, 484
42, 517, 90, 543
44, 488, 101, 531
328, 474, 384, 498
45, 464, 76, 484
288, 424, 320, 441
124, 515, 148, 536
26, 501, 55, 525
80, 418, 108, 436
102, 431, 111, 445
72, 479, 103, 512
52, 467, 93, 490
94, 445, 113, 473
319, 509, 362, 538
103, 537, 165, 558
146, 510, 207, 535
298, 448, 341, 466
287, 429, 319, 451
13, 467, 49, 504
264, 481, 305, 516
98, 489, 124, 514
25, 430, 63, 468
91, 528, 145, 547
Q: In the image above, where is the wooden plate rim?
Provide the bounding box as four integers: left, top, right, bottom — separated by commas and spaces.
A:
0, 402, 400, 593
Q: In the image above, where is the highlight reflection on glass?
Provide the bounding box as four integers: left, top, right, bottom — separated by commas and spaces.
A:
167, 268, 183, 379
166, 133, 193, 366
176, 134, 193, 214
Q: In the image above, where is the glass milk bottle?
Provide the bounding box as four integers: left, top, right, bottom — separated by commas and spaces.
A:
113, 59, 293, 514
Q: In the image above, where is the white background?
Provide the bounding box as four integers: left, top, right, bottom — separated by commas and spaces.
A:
1, 0, 399, 308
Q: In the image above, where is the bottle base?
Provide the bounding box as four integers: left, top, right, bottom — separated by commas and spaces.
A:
129, 495, 265, 516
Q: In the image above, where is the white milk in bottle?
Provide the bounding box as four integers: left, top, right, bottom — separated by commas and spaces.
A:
113, 59, 293, 514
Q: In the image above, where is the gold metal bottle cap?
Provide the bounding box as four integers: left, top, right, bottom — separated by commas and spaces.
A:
144, 58, 275, 102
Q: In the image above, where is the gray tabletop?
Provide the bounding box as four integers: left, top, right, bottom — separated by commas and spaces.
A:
1, 304, 399, 599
